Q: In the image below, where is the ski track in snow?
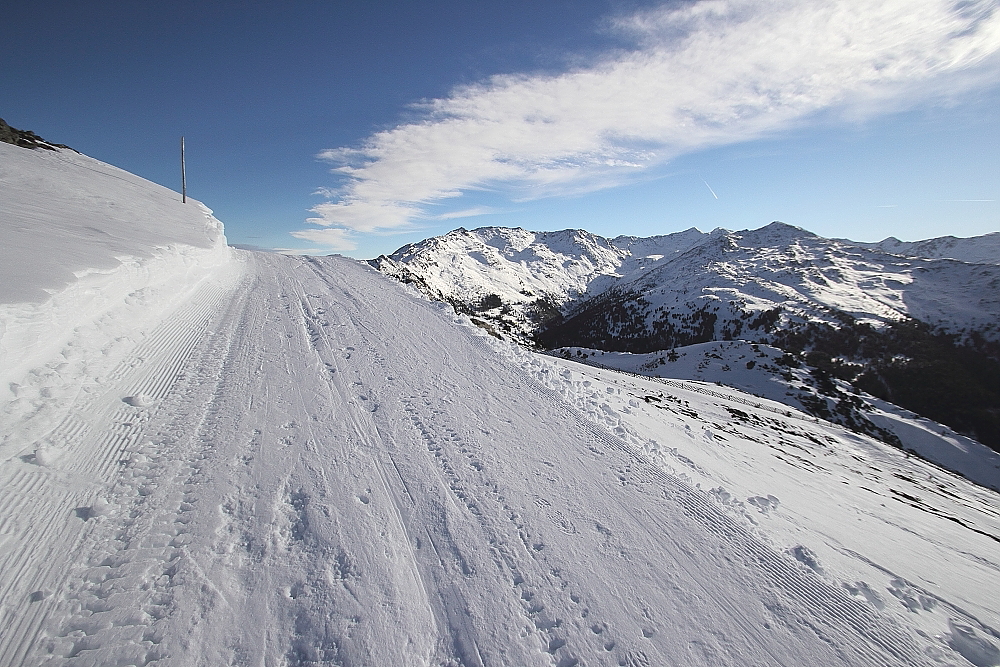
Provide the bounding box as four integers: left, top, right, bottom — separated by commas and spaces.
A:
530, 352, 1000, 644
0, 260, 242, 666
0, 251, 956, 666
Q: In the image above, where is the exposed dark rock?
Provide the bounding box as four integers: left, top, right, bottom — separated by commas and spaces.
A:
538, 297, 1000, 451
0, 117, 74, 151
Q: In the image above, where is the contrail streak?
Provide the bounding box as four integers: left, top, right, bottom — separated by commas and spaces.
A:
703, 180, 719, 200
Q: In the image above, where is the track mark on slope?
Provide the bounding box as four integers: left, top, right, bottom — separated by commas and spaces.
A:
23, 272, 249, 667
397, 382, 632, 665
495, 340, 936, 666
0, 271, 241, 667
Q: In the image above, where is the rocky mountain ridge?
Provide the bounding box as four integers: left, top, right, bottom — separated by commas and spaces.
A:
858, 233, 1000, 266
372, 222, 1000, 344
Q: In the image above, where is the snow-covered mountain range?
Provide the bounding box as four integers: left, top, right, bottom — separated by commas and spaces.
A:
372, 223, 1000, 344
859, 233, 1000, 266
372, 225, 1000, 453
2, 131, 1000, 667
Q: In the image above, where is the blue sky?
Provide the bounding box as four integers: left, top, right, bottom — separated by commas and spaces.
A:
3, 0, 999, 258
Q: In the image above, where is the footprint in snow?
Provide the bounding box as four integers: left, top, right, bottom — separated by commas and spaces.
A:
789, 545, 824, 574
33, 446, 61, 467
948, 620, 1000, 667
124, 393, 155, 407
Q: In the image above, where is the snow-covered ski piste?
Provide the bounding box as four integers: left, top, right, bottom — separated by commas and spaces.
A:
2, 143, 999, 666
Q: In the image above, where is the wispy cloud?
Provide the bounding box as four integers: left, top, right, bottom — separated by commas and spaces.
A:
289, 227, 357, 251
299, 0, 1000, 244
436, 206, 504, 220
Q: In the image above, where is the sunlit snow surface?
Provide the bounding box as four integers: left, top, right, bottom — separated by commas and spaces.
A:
553, 342, 1000, 493
1, 145, 999, 666
0, 142, 231, 404
0, 142, 224, 305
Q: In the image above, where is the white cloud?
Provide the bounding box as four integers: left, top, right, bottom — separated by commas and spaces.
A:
289, 227, 358, 251
436, 206, 503, 220
301, 0, 1000, 239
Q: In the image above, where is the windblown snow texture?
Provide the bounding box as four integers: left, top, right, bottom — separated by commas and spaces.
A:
1, 139, 999, 667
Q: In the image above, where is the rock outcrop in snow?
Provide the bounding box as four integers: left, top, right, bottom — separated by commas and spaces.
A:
0, 117, 74, 152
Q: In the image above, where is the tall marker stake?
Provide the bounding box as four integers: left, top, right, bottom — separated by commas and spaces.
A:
180, 136, 187, 203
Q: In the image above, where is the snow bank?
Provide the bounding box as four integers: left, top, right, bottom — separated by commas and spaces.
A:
0, 142, 225, 304
0, 141, 235, 413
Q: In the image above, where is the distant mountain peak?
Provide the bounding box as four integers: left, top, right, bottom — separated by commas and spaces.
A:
373, 221, 1000, 347
736, 220, 817, 244
861, 231, 1000, 265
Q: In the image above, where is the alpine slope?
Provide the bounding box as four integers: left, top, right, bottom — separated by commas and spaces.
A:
371, 224, 1000, 472
2, 142, 999, 667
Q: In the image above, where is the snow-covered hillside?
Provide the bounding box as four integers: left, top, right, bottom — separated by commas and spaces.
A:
530, 353, 1000, 661
0, 141, 233, 410
373, 223, 1000, 456
373, 223, 1000, 343
552, 342, 1000, 492
370, 225, 720, 342
860, 233, 1000, 266
0, 141, 227, 305
2, 141, 999, 667
578, 221, 1000, 342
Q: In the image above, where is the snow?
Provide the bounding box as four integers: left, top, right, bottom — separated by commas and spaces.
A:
1, 145, 999, 666
862, 234, 1000, 266
0, 142, 224, 305
529, 353, 1000, 649
554, 342, 1000, 492
372, 221, 1000, 343
612, 222, 1000, 337
0, 141, 232, 407
370, 225, 721, 341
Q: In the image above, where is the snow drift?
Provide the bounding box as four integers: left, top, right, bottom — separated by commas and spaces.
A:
0, 141, 233, 407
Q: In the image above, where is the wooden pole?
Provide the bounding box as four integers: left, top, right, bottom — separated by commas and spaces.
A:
180, 136, 187, 203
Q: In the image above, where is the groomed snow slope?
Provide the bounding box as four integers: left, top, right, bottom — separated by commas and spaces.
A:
0, 141, 232, 405
1, 250, 997, 666
2, 146, 999, 667
0, 141, 238, 665
0, 251, 972, 666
